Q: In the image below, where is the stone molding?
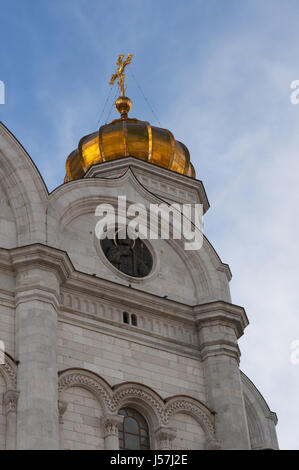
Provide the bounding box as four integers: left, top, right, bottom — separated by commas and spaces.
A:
3, 390, 19, 415
0, 122, 48, 246
58, 368, 218, 446
195, 301, 249, 339
154, 426, 177, 449
101, 414, 124, 438
10, 244, 74, 284
199, 340, 241, 361
164, 396, 216, 441
84, 157, 210, 213
15, 288, 61, 312
112, 382, 165, 419
60, 291, 198, 349
2, 244, 233, 328
0, 353, 17, 389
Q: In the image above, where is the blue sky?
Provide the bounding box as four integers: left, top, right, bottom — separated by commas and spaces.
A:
1, 0, 299, 449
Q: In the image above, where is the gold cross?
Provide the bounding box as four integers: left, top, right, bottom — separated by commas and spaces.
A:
109, 54, 133, 96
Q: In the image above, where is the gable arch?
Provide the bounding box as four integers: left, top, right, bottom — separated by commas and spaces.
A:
47, 171, 231, 304
0, 123, 48, 246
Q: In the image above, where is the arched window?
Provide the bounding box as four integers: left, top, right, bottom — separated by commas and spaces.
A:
119, 408, 150, 450
131, 314, 137, 326
123, 312, 129, 324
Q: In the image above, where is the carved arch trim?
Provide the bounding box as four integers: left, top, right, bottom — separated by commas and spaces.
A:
164, 395, 216, 442
0, 353, 17, 389
58, 369, 218, 446
58, 368, 113, 412
112, 382, 165, 429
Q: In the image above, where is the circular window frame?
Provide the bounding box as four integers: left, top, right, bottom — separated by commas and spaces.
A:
94, 224, 159, 284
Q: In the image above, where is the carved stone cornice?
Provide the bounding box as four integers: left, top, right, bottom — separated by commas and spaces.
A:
14, 287, 61, 311
64, 272, 193, 323
267, 411, 278, 425
101, 414, 124, 438
10, 244, 74, 283
3, 390, 19, 415
194, 301, 249, 339
84, 157, 210, 214
155, 426, 177, 449
199, 341, 241, 362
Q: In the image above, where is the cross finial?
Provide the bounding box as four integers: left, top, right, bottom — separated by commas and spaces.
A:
109, 54, 133, 97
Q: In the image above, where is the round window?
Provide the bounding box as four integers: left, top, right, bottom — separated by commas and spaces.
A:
101, 229, 153, 278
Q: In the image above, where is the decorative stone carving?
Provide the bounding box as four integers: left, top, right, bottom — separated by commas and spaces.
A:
112, 383, 164, 420
0, 355, 17, 389
60, 291, 198, 346
3, 390, 19, 415
58, 370, 113, 412
101, 414, 124, 438
58, 369, 218, 449
155, 426, 177, 450
58, 400, 68, 424
164, 397, 216, 442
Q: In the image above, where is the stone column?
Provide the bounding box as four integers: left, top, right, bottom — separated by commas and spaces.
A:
155, 426, 176, 450
195, 301, 251, 450
101, 414, 124, 450
58, 400, 68, 450
11, 245, 72, 450
3, 390, 19, 450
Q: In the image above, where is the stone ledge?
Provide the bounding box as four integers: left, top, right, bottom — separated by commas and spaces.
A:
10, 243, 74, 283
194, 301, 249, 338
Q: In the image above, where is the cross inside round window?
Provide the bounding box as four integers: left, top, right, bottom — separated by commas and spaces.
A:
119, 408, 150, 450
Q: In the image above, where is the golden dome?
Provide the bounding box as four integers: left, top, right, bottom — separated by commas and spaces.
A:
64, 96, 195, 182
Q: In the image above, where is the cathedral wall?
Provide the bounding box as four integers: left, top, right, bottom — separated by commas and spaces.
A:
0, 374, 6, 450
241, 373, 279, 450
0, 188, 17, 249
57, 321, 206, 402
169, 413, 206, 450
0, 125, 279, 450
61, 386, 104, 450
58, 213, 199, 305
0, 267, 15, 358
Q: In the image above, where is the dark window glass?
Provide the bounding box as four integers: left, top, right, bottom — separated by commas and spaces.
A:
119, 408, 150, 450
123, 312, 129, 324
101, 230, 153, 278
131, 314, 137, 326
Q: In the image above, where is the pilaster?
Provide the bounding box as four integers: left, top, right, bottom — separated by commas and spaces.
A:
195, 301, 250, 450
10, 244, 73, 450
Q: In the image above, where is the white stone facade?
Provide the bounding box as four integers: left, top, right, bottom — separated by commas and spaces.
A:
0, 122, 279, 450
